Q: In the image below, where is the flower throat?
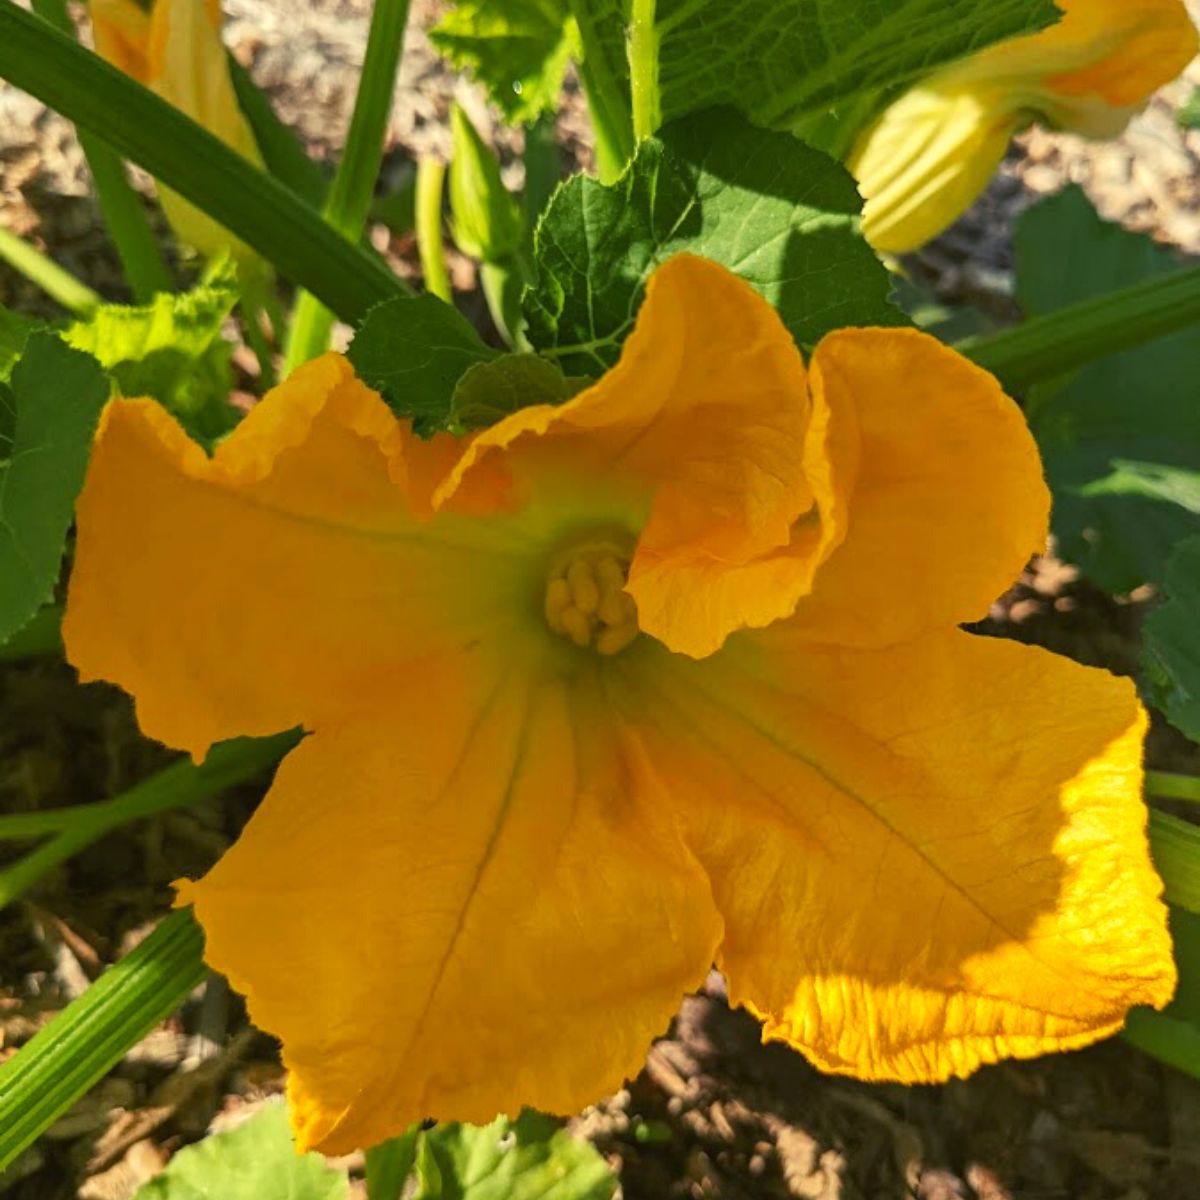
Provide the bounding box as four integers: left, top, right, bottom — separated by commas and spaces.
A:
543, 534, 639, 656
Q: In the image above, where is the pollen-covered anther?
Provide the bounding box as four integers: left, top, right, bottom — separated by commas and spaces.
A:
544, 539, 639, 656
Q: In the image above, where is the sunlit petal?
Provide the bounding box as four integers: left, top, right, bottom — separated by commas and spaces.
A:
619, 629, 1174, 1082
785, 328, 1049, 647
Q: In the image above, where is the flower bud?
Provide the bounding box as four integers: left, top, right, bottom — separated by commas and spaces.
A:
448, 104, 524, 263
91, 0, 264, 264
848, 0, 1198, 254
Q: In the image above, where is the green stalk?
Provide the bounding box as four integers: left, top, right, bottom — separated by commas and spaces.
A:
32, 0, 171, 302
0, 605, 63, 662
958, 265, 1200, 392
0, 227, 99, 315
568, 0, 635, 183
77, 139, 173, 301
416, 159, 451, 302
627, 0, 660, 141
283, 0, 412, 373
0, 3, 408, 323
1147, 770, 1200, 804
0, 908, 206, 1171
0, 731, 299, 907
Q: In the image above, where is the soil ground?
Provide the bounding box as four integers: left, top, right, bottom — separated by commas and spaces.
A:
2, 3, 1200, 1198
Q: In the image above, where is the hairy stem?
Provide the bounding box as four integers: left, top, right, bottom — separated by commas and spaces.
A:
628, 0, 660, 141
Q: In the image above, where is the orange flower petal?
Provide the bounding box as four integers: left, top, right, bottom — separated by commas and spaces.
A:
64, 354, 519, 759
619, 629, 1174, 1083
439, 254, 843, 658
784, 328, 1049, 647
176, 649, 720, 1153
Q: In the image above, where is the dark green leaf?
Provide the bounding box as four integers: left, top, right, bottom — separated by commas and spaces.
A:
133, 1101, 348, 1200
348, 295, 498, 434
451, 354, 588, 430
890, 276, 993, 344
1144, 537, 1200, 741
582, 0, 1058, 129
419, 1112, 616, 1200
1016, 186, 1200, 592
62, 260, 241, 443
430, 1, 579, 124
228, 57, 329, 210
0, 333, 109, 643
0, 305, 41, 383
432, 0, 1056, 135
1169, 907, 1200, 1026
524, 108, 903, 377
0, 382, 14, 459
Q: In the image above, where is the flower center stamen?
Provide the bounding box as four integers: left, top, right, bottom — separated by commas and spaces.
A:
543, 536, 639, 656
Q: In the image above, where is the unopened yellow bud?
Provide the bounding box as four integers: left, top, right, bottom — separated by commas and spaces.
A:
91, 0, 265, 265
848, 0, 1198, 254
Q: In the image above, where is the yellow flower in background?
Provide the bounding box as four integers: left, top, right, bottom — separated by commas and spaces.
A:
64, 255, 1174, 1155
849, 0, 1199, 254
91, 0, 263, 261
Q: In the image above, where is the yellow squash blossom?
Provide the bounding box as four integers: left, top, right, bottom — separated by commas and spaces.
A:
849, 0, 1199, 253
91, 0, 263, 261
64, 255, 1174, 1154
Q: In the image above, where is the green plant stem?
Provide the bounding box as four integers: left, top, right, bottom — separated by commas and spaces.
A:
31, 0, 171, 302
0, 227, 99, 315
416, 159, 451, 302
958, 265, 1200, 392
79, 139, 173, 301
1147, 770, 1200, 804
0, 908, 206, 1171
628, 0, 660, 141
283, 0, 412, 373
568, 0, 635, 183
0, 605, 63, 662
0, 3, 408, 323
0, 731, 299, 907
